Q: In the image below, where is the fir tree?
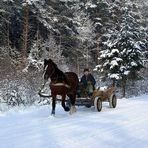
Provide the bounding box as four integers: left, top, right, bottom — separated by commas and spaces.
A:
96, 1, 145, 97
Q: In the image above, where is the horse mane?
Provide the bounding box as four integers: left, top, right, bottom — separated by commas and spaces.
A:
48, 59, 64, 75
49, 59, 58, 69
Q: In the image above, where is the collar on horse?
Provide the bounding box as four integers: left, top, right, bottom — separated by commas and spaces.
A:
50, 82, 70, 88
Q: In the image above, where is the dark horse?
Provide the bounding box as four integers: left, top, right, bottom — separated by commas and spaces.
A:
41, 59, 79, 115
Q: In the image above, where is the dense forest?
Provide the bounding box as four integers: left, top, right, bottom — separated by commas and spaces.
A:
0, 0, 148, 107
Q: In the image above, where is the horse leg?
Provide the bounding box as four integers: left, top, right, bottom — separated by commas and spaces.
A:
51, 95, 56, 115
69, 93, 77, 114
61, 94, 70, 112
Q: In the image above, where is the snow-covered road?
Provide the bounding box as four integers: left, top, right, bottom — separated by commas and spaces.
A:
0, 94, 148, 148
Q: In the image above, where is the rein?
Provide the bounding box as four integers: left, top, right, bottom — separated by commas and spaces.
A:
43, 64, 55, 78
42, 65, 48, 78
40, 64, 55, 93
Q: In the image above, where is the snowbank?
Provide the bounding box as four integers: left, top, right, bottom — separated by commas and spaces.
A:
0, 95, 148, 148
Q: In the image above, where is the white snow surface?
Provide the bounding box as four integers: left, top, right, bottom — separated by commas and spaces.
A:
0, 94, 148, 148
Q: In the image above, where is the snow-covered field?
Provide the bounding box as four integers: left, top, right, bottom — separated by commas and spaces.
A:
0, 94, 148, 148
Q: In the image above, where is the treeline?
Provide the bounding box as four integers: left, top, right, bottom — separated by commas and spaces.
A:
0, 0, 147, 98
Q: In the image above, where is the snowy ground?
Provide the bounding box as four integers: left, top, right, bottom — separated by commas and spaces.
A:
0, 94, 148, 148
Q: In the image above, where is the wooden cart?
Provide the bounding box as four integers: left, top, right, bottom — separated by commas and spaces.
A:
39, 85, 117, 112
92, 86, 117, 111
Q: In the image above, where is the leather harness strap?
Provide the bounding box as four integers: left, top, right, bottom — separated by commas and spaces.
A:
50, 83, 70, 88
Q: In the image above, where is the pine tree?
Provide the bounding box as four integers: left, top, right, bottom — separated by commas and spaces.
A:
22, 0, 29, 64
96, 2, 145, 97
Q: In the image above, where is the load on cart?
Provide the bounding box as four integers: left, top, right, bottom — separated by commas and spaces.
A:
76, 81, 117, 112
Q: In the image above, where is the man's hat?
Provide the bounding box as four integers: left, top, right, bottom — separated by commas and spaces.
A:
84, 68, 89, 72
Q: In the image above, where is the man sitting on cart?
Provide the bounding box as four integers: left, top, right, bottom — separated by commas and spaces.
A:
79, 68, 96, 97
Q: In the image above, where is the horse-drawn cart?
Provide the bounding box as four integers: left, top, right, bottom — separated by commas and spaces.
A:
92, 86, 117, 111
39, 59, 117, 115
75, 85, 117, 112
39, 84, 117, 112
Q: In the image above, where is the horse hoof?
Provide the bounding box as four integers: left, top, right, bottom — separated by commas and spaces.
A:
65, 107, 70, 112
69, 106, 77, 115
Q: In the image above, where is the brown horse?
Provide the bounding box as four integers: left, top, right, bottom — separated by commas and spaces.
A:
42, 59, 79, 115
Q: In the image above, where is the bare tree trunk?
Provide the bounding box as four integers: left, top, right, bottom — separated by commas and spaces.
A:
7, 18, 10, 49
96, 34, 100, 65
112, 79, 116, 87
122, 77, 126, 98
86, 48, 89, 68
76, 55, 80, 77
36, 25, 41, 48
22, 1, 29, 66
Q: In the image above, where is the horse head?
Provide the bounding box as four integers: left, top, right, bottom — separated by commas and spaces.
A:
43, 59, 49, 70
43, 59, 57, 80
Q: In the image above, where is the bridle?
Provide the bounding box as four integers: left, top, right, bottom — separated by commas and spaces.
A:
40, 63, 55, 93
43, 63, 55, 78
42, 65, 48, 78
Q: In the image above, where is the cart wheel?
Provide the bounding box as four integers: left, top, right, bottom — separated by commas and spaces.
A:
109, 94, 117, 108
94, 97, 102, 112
